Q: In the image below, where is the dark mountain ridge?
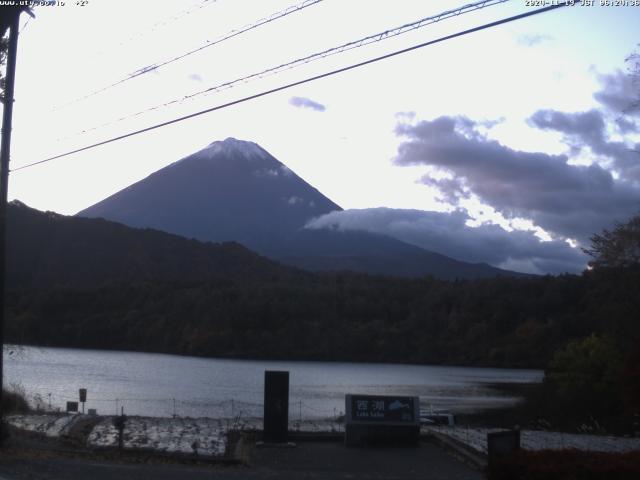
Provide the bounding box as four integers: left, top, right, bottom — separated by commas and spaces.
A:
7, 200, 299, 289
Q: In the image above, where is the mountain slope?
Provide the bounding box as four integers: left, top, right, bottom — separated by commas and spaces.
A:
7, 200, 298, 289
79, 138, 341, 247
78, 137, 524, 279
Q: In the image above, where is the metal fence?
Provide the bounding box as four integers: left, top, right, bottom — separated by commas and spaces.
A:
27, 391, 344, 427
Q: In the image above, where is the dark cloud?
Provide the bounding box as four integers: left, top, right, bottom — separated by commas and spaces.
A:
616, 117, 638, 134
593, 70, 640, 116
394, 116, 640, 243
517, 34, 553, 47
306, 208, 587, 274
289, 96, 326, 112
529, 109, 606, 144
529, 109, 640, 181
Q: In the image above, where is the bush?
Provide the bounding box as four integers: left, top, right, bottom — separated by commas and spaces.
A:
544, 334, 623, 425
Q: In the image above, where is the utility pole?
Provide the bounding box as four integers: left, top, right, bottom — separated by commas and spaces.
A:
0, 9, 22, 446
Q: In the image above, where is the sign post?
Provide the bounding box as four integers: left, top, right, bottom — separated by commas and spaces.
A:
79, 388, 87, 414
345, 394, 420, 446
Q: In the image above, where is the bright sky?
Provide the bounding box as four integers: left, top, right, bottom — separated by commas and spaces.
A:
3, 0, 640, 273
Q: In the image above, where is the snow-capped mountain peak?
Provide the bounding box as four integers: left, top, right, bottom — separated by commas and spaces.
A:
205, 137, 269, 161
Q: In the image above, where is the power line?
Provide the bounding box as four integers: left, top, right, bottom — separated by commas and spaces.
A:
67, 0, 510, 139
18, 15, 31, 34
138, 0, 218, 34
11, 2, 570, 173
89, 0, 220, 59
52, 0, 323, 111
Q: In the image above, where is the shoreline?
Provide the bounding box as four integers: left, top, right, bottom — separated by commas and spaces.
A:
4, 343, 548, 371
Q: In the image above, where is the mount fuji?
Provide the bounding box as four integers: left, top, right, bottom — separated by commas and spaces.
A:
78, 138, 521, 279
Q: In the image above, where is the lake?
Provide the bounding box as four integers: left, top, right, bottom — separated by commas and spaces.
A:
4, 346, 542, 419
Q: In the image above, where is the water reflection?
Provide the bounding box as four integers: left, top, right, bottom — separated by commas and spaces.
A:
5, 345, 542, 418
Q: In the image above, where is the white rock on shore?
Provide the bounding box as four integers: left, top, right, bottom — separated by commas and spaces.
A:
6, 413, 343, 457
11, 414, 639, 457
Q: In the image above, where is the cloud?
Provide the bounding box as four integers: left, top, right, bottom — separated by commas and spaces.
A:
529, 109, 640, 181
287, 196, 303, 205
517, 34, 553, 47
253, 168, 280, 178
529, 109, 606, 144
306, 208, 587, 274
526, 70, 640, 181
616, 117, 638, 134
593, 69, 640, 116
394, 116, 640, 243
289, 96, 326, 112
279, 165, 293, 176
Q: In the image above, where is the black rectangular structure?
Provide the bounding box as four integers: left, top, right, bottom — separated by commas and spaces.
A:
345, 394, 420, 446
66, 401, 78, 413
263, 370, 289, 443
487, 429, 521, 466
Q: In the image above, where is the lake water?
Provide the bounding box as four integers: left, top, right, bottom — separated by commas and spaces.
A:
4, 346, 542, 419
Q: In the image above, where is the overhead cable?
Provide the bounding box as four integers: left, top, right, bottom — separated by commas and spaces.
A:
71, 0, 510, 138
11, 2, 570, 173
52, 0, 323, 111
90, 0, 220, 59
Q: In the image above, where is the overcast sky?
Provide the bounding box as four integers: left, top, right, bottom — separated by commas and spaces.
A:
3, 0, 640, 274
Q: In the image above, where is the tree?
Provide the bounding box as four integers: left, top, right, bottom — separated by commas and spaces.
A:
0, 36, 7, 98
544, 334, 624, 423
0, 6, 31, 100
582, 214, 640, 269
620, 340, 640, 415
625, 44, 640, 115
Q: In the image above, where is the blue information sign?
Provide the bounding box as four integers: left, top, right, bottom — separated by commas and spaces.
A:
346, 394, 419, 425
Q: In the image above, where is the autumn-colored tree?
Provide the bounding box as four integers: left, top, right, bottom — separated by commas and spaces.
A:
583, 215, 640, 269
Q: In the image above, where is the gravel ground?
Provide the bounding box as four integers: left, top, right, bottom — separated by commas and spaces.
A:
0, 440, 483, 480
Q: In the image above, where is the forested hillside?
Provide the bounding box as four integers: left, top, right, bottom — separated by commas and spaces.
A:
7, 268, 639, 368
5, 201, 640, 369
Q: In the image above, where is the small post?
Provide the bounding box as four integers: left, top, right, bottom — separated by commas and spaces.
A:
112, 408, 127, 452
172, 398, 176, 418
48, 393, 51, 410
